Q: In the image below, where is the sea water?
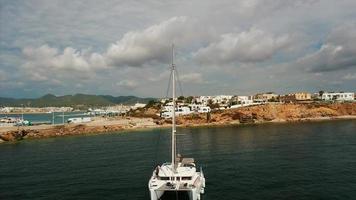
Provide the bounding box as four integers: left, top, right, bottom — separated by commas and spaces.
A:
1, 120, 355, 199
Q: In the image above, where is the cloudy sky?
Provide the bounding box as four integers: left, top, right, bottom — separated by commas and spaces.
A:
0, 0, 356, 98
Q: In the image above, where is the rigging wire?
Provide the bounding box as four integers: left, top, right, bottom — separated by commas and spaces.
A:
175, 68, 184, 97
173, 57, 185, 157
156, 46, 187, 172
165, 68, 173, 99
154, 66, 173, 166
171, 50, 185, 158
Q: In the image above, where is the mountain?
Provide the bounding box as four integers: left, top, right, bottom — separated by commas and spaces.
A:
0, 94, 155, 107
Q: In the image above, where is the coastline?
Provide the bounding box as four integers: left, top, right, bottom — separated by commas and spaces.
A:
0, 111, 84, 115
1, 114, 356, 143
179, 115, 356, 128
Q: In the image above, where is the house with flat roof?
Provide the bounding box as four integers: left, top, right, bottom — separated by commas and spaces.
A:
321, 92, 354, 101
280, 92, 311, 103
253, 92, 278, 102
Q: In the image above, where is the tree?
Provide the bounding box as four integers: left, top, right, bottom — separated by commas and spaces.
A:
207, 99, 219, 109
207, 99, 213, 106
319, 90, 324, 97
177, 96, 185, 101
145, 100, 156, 108
185, 96, 193, 104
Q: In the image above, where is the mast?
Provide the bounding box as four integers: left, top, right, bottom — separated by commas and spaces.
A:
171, 44, 176, 172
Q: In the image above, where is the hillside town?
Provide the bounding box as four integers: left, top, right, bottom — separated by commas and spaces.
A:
157, 91, 355, 118
1, 91, 355, 119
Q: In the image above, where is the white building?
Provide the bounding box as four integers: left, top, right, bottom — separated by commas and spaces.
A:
160, 98, 170, 104
321, 92, 354, 101
189, 104, 211, 113
87, 108, 107, 116
236, 96, 253, 105
198, 106, 211, 113
161, 104, 193, 118
253, 93, 278, 102
194, 96, 213, 105
212, 95, 233, 104
106, 105, 131, 114
67, 117, 92, 123
131, 103, 146, 110
193, 95, 233, 105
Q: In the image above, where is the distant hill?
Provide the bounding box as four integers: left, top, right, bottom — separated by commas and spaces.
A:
0, 94, 156, 107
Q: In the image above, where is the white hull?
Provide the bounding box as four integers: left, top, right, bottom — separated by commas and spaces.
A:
149, 189, 164, 200
148, 162, 205, 200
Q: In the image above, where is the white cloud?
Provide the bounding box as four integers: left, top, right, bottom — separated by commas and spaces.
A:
180, 73, 204, 83
105, 16, 205, 67
0, 70, 7, 81
21, 45, 98, 82
194, 28, 292, 65
75, 83, 83, 88
20, 16, 204, 75
116, 80, 139, 89
17, 16, 211, 92
22, 45, 103, 72
29, 72, 48, 81
299, 23, 356, 72
147, 70, 171, 82
234, 0, 318, 18
343, 73, 356, 80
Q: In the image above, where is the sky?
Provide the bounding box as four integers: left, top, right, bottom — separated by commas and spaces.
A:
0, 0, 356, 98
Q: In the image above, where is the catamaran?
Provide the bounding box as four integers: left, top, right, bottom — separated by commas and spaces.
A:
148, 45, 206, 200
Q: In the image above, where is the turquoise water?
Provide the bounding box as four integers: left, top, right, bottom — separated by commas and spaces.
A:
0, 112, 87, 125
1, 120, 356, 199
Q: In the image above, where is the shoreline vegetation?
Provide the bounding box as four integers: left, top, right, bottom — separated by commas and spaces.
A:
1, 102, 355, 142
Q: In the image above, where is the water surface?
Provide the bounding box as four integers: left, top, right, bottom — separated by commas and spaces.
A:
0, 112, 87, 125
1, 120, 355, 199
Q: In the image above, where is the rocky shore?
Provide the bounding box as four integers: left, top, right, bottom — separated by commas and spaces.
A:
1, 102, 355, 142
0, 117, 159, 142
174, 102, 356, 125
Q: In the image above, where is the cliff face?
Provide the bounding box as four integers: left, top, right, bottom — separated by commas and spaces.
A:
177, 102, 356, 125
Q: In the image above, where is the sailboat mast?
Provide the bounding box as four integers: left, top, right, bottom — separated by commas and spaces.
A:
171, 44, 176, 172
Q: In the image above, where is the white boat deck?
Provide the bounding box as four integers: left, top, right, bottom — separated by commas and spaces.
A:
149, 162, 205, 199
153, 176, 202, 191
